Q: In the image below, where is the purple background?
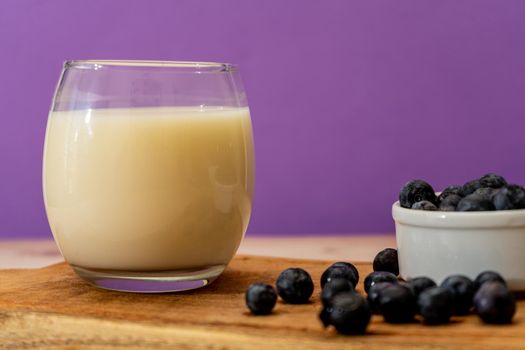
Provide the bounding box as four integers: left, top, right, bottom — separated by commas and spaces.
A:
1, 0, 525, 238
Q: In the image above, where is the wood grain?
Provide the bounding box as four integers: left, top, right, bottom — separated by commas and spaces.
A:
0, 255, 523, 349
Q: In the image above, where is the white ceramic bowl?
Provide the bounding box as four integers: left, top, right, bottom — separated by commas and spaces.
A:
392, 201, 525, 291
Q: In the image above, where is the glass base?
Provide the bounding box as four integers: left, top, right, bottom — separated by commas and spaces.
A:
71, 264, 226, 293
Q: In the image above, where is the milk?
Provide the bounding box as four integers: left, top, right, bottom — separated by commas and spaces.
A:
43, 107, 254, 271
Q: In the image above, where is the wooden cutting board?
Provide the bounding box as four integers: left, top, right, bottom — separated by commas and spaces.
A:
0, 255, 524, 350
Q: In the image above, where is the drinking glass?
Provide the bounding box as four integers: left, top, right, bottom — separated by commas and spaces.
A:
43, 60, 254, 292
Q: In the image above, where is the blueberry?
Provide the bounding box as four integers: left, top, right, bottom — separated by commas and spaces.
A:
411, 201, 438, 211
474, 282, 516, 324
399, 180, 437, 209
417, 287, 454, 325
276, 268, 314, 304
320, 262, 359, 289
441, 275, 475, 315
319, 305, 332, 327
320, 292, 371, 335
364, 271, 398, 294
473, 187, 499, 201
406, 276, 437, 299
493, 185, 525, 210
373, 248, 399, 275
377, 284, 417, 323
439, 194, 462, 211
367, 282, 395, 314
436, 185, 463, 205
456, 194, 495, 211
245, 283, 277, 315
474, 271, 507, 291
321, 278, 354, 307
461, 179, 483, 196
479, 173, 507, 189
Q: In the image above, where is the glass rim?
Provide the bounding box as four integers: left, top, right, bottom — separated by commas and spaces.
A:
64, 60, 238, 72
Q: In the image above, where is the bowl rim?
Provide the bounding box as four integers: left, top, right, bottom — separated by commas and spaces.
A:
392, 201, 525, 228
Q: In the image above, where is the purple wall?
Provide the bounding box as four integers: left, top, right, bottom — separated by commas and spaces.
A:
1, 0, 525, 237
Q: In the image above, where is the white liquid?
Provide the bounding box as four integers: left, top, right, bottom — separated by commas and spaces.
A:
43, 107, 254, 271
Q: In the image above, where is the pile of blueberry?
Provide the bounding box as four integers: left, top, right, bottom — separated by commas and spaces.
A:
400, 173, 525, 211
245, 248, 517, 335
364, 250, 516, 328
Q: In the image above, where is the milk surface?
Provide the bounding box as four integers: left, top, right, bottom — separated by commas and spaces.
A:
44, 107, 254, 270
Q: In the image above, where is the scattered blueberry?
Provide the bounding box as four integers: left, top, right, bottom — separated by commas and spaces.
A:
417, 287, 454, 325
377, 284, 417, 323
461, 179, 483, 197
456, 194, 495, 212
367, 282, 395, 314
321, 278, 354, 307
364, 271, 398, 294
479, 173, 507, 189
474, 271, 507, 292
245, 283, 277, 315
439, 194, 462, 211
436, 185, 463, 205
373, 248, 399, 276
412, 201, 438, 211
399, 180, 437, 209
321, 262, 359, 289
441, 275, 475, 315
320, 292, 371, 335
406, 276, 437, 300
493, 185, 525, 210
276, 268, 314, 304
474, 282, 516, 324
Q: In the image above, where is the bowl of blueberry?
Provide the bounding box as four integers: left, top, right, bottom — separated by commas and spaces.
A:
392, 173, 525, 291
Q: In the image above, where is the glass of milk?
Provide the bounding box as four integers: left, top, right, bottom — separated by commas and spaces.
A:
43, 60, 254, 292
